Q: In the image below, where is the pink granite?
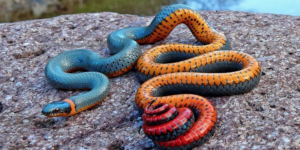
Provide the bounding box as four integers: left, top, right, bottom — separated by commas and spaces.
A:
0, 11, 299, 149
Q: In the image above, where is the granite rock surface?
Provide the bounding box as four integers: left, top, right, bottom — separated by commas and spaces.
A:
0, 10, 299, 150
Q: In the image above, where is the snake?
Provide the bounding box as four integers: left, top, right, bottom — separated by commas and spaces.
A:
42, 4, 261, 149
134, 4, 261, 150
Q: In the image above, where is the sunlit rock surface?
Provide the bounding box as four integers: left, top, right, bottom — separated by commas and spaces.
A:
0, 11, 299, 149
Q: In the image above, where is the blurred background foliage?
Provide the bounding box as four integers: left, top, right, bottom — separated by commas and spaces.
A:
0, 0, 299, 23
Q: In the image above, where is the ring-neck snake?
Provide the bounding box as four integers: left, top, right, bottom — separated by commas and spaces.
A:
42, 4, 261, 149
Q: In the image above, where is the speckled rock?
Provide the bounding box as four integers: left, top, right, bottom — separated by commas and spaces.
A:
0, 11, 299, 150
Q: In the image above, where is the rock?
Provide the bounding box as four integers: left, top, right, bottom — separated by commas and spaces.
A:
0, 11, 299, 150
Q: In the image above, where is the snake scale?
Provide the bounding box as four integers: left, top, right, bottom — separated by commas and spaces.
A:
42, 4, 261, 149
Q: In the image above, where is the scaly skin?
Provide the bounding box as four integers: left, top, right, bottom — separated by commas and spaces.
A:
43, 4, 261, 149
134, 4, 261, 150
43, 4, 218, 117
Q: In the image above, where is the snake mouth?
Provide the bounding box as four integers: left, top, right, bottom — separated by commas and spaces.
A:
42, 101, 72, 117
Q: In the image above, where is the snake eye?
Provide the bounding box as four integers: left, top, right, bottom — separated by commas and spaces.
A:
53, 108, 61, 113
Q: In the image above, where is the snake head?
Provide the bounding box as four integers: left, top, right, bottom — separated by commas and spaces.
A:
42, 101, 72, 117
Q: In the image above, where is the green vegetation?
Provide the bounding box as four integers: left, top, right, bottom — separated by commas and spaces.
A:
73, 0, 176, 16
0, 0, 178, 22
